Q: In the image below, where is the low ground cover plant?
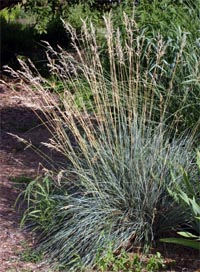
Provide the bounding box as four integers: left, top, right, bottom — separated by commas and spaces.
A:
94, 247, 166, 272
6, 10, 200, 271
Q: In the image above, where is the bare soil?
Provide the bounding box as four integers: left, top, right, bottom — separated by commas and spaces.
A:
0, 79, 199, 272
0, 80, 55, 271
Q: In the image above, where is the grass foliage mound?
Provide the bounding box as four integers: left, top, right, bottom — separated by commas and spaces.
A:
6, 11, 200, 270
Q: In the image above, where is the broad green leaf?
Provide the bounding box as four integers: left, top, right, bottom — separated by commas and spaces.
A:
189, 197, 200, 216
197, 151, 200, 170
181, 167, 194, 196
177, 231, 198, 239
160, 238, 200, 250
179, 191, 190, 205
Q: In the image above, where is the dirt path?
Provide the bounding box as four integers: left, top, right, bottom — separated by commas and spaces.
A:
0, 81, 53, 271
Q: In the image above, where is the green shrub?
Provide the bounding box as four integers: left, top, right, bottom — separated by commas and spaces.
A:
6, 13, 199, 270
0, 16, 38, 68
40, 18, 71, 48
0, 16, 70, 73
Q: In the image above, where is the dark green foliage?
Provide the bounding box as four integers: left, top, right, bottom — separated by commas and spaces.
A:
0, 16, 37, 68
21, 0, 102, 34
22, 0, 69, 34
0, 15, 71, 74
41, 18, 71, 47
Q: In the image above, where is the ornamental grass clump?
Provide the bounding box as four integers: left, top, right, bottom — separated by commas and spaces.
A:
5, 13, 199, 270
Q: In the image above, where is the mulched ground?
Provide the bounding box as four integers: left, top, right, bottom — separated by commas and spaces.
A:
0, 79, 199, 272
0, 80, 54, 271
